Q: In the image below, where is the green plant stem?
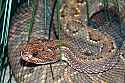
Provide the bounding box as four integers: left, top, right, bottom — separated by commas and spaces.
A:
0, 0, 12, 82
48, 0, 57, 39
56, 0, 61, 47
0, 0, 2, 10
28, 0, 36, 41
43, 0, 48, 29
0, 1, 5, 19
0, 0, 8, 44
85, 0, 90, 24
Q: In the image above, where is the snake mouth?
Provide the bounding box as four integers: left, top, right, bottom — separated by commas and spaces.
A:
20, 58, 40, 67
20, 58, 60, 67
21, 53, 60, 65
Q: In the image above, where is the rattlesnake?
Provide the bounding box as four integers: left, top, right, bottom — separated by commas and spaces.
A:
20, 18, 118, 74
8, 0, 125, 83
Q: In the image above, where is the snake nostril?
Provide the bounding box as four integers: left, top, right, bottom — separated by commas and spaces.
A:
32, 51, 38, 57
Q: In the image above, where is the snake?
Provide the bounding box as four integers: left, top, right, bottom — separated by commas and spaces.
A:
8, 0, 125, 83
20, 18, 118, 74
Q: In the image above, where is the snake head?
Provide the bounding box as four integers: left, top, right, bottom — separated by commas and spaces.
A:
20, 38, 60, 64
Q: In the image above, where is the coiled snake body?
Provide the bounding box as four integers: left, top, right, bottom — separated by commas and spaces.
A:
8, 0, 125, 82
20, 18, 118, 74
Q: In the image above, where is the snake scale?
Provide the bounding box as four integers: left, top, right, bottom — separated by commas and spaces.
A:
8, 0, 125, 83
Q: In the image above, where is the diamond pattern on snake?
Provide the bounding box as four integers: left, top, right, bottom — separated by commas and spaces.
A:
19, 17, 118, 74
8, 0, 125, 83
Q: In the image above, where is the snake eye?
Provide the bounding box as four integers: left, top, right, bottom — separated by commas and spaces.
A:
32, 51, 38, 57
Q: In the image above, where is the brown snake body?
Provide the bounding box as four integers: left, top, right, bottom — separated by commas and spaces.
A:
8, 0, 125, 82
20, 18, 118, 74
